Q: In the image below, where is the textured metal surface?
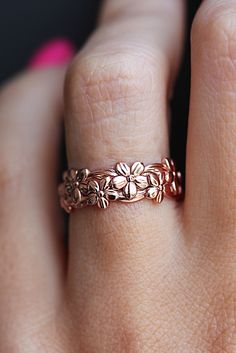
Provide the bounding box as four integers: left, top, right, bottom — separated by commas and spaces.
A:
59, 158, 182, 212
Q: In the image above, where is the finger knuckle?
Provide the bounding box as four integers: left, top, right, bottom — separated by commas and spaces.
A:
65, 49, 165, 126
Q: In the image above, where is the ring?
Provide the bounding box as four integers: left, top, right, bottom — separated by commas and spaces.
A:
59, 158, 182, 212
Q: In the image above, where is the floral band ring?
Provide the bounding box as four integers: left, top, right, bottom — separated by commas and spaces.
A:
59, 158, 183, 212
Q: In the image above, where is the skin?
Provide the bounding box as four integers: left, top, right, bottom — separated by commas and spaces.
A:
0, 0, 236, 351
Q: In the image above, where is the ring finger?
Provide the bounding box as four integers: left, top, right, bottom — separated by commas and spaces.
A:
63, 0, 185, 348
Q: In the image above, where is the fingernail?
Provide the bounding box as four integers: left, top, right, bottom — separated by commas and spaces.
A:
28, 38, 75, 69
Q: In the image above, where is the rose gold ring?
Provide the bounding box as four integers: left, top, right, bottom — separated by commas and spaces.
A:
59, 158, 182, 213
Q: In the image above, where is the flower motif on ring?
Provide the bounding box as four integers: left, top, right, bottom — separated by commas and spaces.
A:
63, 168, 89, 205
87, 178, 119, 209
146, 172, 166, 203
162, 158, 182, 196
112, 162, 148, 199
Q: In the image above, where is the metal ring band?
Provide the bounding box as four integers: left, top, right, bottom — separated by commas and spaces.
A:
59, 158, 182, 212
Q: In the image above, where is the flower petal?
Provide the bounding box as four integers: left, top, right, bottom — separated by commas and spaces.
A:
155, 190, 164, 204
98, 197, 109, 209
135, 175, 148, 189
69, 168, 78, 180
131, 161, 145, 176
146, 187, 158, 199
170, 182, 178, 196
88, 180, 99, 192
80, 182, 88, 195
162, 157, 170, 170
65, 184, 73, 195
99, 177, 111, 191
163, 158, 175, 172
159, 172, 166, 185
87, 193, 98, 205
163, 183, 171, 197
124, 182, 137, 199
79, 168, 90, 181
107, 169, 118, 177
73, 188, 81, 202
105, 189, 119, 201
164, 171, 173, 183
116, 162, 130, 176
112, 175, 127, 189
177, 171, 182, 182
148, 173, 159, 187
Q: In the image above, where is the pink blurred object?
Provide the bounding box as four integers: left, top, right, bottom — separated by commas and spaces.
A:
28, 38, 75, 68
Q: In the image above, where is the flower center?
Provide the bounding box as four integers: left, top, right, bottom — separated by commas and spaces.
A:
127, 175, 136, 182
98, 190, 105, 198
74, 181, 79, 187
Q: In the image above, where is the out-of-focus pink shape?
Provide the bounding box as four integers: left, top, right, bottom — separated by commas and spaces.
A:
28, 38, 75, 68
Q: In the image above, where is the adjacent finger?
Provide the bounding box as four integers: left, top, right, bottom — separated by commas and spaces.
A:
185, 0, 236, 240
0, 69, 65, 342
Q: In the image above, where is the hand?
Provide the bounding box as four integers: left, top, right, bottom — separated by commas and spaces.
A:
1, 0, 236, 352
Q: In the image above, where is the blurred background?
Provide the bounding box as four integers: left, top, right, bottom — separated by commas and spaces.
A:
0, 0, 201, 175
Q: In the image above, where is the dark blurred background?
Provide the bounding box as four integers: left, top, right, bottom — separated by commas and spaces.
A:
0, 0, 201, 175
